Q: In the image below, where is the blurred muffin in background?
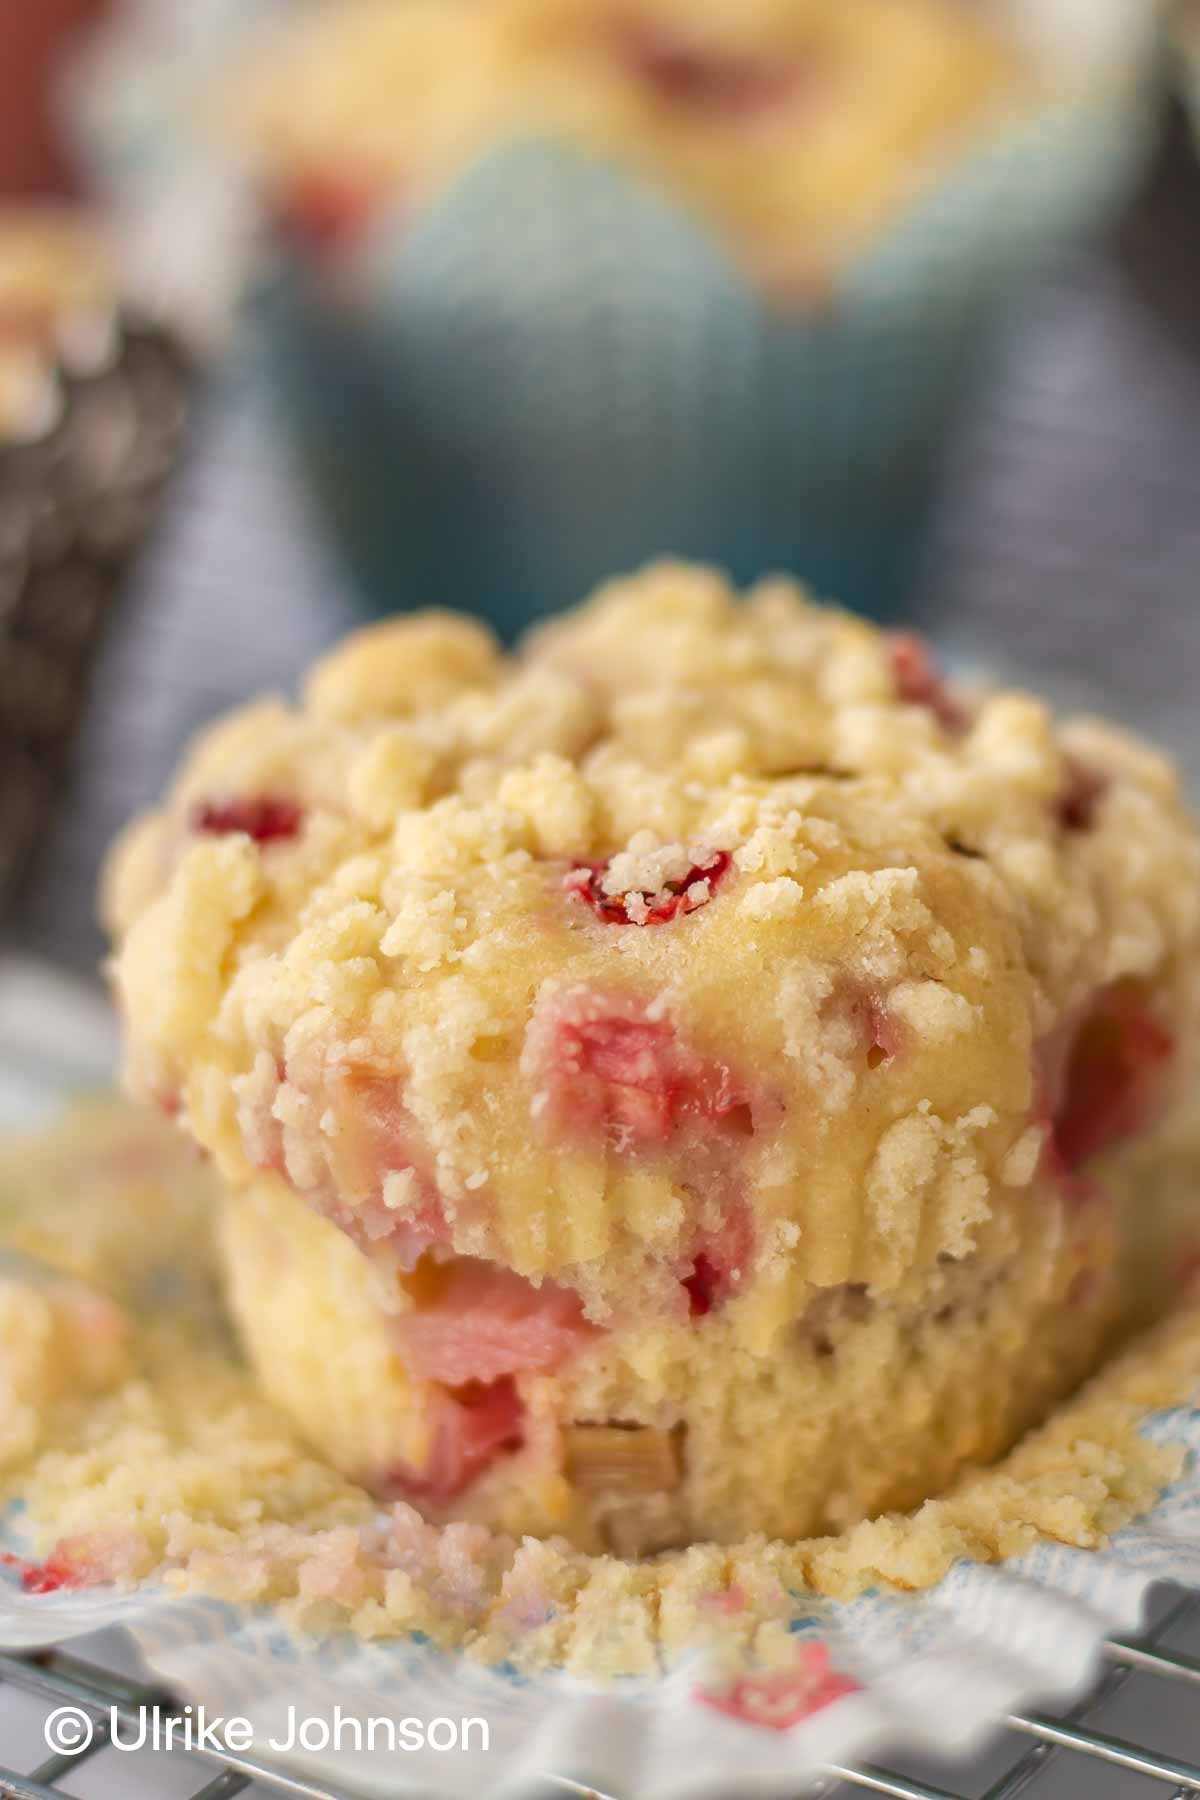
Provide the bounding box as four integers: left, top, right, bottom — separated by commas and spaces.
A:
236, 0, 1017, 297
223, 0, 1162, 632
0, 210, 119, 443
0, 208, 191, 911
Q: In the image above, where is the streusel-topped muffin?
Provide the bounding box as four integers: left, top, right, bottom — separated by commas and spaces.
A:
233, 0, 1015, 290
105, 564, 1200, 1546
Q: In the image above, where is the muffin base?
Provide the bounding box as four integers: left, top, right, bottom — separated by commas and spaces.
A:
219, 1171, 1120, 1552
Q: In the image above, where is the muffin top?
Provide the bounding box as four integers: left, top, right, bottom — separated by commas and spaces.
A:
104, 564, 1200, 1321
230, 0, 1016, 293
0, 209, 118, 444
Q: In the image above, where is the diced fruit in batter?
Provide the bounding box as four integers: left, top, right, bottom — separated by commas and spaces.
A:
385, 1377, 523, 1502
1050, 982, 1175, 1174
888, 630, 967, 733
529, 988, 751, 1151
566, 849, 731, 926
621, 28, 800, 116
323, 1069, 452, 1264
681, 1253, 723, 1316
395, 1257, 594, 1384
564, 1423, 683, 1495
682, 1203, 754, 1315
191, 797, 303, 844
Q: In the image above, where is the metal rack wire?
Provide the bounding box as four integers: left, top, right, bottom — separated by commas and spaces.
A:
1, 1593, 1200, 1800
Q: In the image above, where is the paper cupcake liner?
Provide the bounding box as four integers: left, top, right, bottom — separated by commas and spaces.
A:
255, 19, 1161, 636
1, 1353, 1198, 1799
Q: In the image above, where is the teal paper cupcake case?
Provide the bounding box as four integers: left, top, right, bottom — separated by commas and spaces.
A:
253, 0, 1167, 635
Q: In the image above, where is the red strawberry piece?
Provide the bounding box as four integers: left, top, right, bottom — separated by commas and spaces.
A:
4, 1530, 144, 1593
566, 1014, 681, 1144
556, 1009, 749, 1147
888, 632, 967, 734
698, 1641, 860, 1729
1045, 981, 1174, 1175
383, 1377, 524, 1502
273, 172, 381, 255
863, 992, 902, 1066
19, 1551, 82, 1595
682, 1252, 722, 1317
567, 850, 731, 926
1057, 757, 1108, 833
682, 1203, 753, 1316
191, 797, 303, 845
526, 989, 755, 1161
395, 1258, 594, 1385
1174, 1243, 1200, 1293
623, 28, 800, 115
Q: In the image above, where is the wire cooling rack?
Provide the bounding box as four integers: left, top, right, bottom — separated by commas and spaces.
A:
0, 1591, 1199, 1799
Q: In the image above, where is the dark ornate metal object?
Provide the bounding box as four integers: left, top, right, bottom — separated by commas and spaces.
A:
0, 320, 190, 912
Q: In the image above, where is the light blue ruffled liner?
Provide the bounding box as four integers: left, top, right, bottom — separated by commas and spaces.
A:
258, 80, 1159, 637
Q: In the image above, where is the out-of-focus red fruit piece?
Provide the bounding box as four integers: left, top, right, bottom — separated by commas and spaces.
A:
3, 1530, 143, 1593
19, 1552, 81, 1595
624, 28, 800, 114
1057, 757, 1109, 833
396, 1259, 594, 1385
384, 1377, 524, 1502
567, 850, 731, 926
888, 632, 967, 734
1050, 982, 1174, 1174
1174, 1244, 1200, 1293
273, 172, 381, 254
698, 1641, 860, 1729
1, 1548, 82, 1595
191, 797, 303, 845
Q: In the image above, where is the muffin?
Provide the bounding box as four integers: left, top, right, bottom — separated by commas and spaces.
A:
104, 563, 1200, 1549
236, 0, 1016, 294
226, 1, 1156, 633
